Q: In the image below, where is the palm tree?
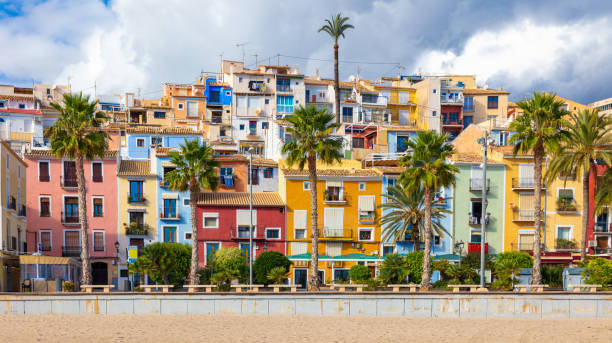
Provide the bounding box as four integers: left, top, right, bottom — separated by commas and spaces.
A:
45, 93, 109, 285
509, 91, 567, 284
547, 109, 612, 260
282, 105, 343, 290
379, 184, 451, 252
399, 131, 458, 290
318, 13, 354, 123
165, 139, 219, 285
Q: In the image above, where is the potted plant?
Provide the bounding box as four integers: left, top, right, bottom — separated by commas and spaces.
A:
62, 281, 75, 292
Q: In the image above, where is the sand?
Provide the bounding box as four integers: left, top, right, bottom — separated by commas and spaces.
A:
1, 315, 611, 342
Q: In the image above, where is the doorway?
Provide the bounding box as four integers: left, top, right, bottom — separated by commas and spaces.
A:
92, 262, 108, 285
294, 269, 307, 289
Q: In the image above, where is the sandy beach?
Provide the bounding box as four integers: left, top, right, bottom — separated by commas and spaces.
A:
1, 315, 611, 343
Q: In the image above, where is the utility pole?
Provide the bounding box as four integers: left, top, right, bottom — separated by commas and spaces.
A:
477, 131, 489, 289
253, 54, 258, 67
94, 80, 97, 99
248, 148, 254, 287
277, 54, 280, 66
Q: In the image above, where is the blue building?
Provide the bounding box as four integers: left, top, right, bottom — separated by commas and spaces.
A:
124, 127, 203, 160
386, 128, 418, 153
204, 77, 233, 106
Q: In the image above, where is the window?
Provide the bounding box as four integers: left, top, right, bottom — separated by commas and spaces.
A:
64, 230, 80, 249
382, 245, 394, 257
248, 120, 257, 135
334, 269, 349, 282
202, 213, 219, 228
40, 231, 51, 251
64, 197, 79, 223
432, 110, 437, 117
433, 89, 437, 94
239, 124, 245, 130
18, 104, 25, 109
185, 232, 192, 240
163, 227, 177, 243
151, 137, 162, 147
277, 95, 294, 113
136, 138, 145, 147
205, 242, 220, 265
559, 189, 574, 201
519, 233, 535, 251
397, 136, 410, 153
92, 162, 103, 182
262, 122, 269, 129
303, 182, 311, 190
291, 242, 307, 254
434, 235, 441, 246
93, 232, 104, 251
342, 107, 353, 123
39, 161, 50, 182
464, 97, 474, 112
358, 195, 376, 221
237, 96, 247, 108
154, 111, 166, 119
352, 137, 364, 148
209, 90, 220, 103
325, 181, 342, 201
326, 242, 342, 257
487, 96, 498, 109
266, 228, 281, 240
63, 161, 77, 187
163, 199, 177, 218
177, 103, 184, 110
219, 167, 234, 188
184, 199, 190, 206
557, 226, 571, 240
265, 99, 269, 105
129, 181, 144, 202
40, 197, 50, 217
323, 208, 344, 237
238, 226, 252, 238
263, 168, 273, 178
470, 229, 482, 243
358, 228, 374, 241
248, 167, 259, 185
276, 78, 291, 92
186, 102, 198, 117
359, 182, 366, 191
294, 210, 307, 239
93, 198, 103, 217
129, 211, 144, 229
470, 201, 483, 224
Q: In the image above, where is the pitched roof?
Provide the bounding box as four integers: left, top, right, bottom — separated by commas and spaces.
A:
155, 147, 175, 156
282, 168, 381, 177
197, 192, 284, 207
24, 150, 118, 159
118, 160, 153, 176
252, 158, 277, 168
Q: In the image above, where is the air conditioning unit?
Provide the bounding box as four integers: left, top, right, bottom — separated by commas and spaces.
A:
588, 240, 597, 247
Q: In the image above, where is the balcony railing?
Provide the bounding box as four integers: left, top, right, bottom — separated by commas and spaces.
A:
61, 212, 80, 225
229, 226, 263, 240
469, 178, 490, 191
62, 246, 81, 257
511, 178, 536, 189
61, 176, 78, 188
320, 227, 352, 239
512, 209, 542, 222
595, 224, 611, 233
511, 242, 534, 252
159, 180, 169, 188
443, 118, 463, 126
441, 96, 464, 105
556, 198, 577, 212
276, 85, 292, 92
359, 211, 376, 222
127, 192, 146, 203
125, 223, 151, 235
468, 213, 489, 225
160, 210, 180, 220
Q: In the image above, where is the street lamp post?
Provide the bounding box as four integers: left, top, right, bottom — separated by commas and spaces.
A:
477, 131, 490, 289
248, 147, 254, 287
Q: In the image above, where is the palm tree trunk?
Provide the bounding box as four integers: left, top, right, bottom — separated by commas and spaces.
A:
420, 187, 432, 290
333, 43, 340, 124
531, 147, 543, 285
308, 153, 320, 291
412, 222, 420, 252
581, 164, 590, 260
188, 180, 200, 285
75, 155, 92, 285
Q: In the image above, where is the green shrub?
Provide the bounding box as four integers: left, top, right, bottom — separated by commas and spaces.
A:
404, 251, 424, 284
582, 258, 612, 289
349, 265, 371, 283
446, 263, 478, 284
62, 281, 74, 292
267, 266, 289, 285
253, 251, 292, 285
364, 278, 381, 291
493, 253, 525, 290
462, 252, 495, 270
495, 251, 533, 268
542, 265, 563, 287
555, 238, 577, 249
128, 242, 191, 287
379, 253, 409, 285
216, 247, 246, 273
432, 259, 451, 280
432, 280, 449, 289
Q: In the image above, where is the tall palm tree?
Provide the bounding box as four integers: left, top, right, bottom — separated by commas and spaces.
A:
379, 184, 451, 251
318, 13, 354, 123
45, 93, 109, 285
399, 131, 458, 290
165, 139, 219, 285
546, 109, 612, 260
509, 91, 567, 284
282, 105, 343, 290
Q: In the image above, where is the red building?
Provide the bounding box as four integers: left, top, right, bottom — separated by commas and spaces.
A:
441, 104, 463, 139
588, 164, 611, 254
196, 192, 286, 267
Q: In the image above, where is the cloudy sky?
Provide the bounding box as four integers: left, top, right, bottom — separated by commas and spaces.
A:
1, 0, 611, 104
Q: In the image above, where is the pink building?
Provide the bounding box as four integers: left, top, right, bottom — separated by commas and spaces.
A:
197, 192, 286, 267
25, 150, 119, 285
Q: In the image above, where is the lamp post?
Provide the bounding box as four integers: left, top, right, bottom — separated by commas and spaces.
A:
477, 131, 491, 289
248, 147, 254, 287
114, 241, 120, 291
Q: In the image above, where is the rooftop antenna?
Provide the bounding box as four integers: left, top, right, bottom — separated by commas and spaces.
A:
236, 42, 249, 64
253, 54, 258, 67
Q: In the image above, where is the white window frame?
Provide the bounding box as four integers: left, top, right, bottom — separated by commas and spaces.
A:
177, 103, 184, 110
90, 161, 104, 182
358, 227, 374, 242
381, 244, 395, 256
294, 228, 307, 239
555, 225, 573, 240
39, 195, 51, 216
92, 196, 104, 217
92, 230, 105, 252
39, 230, 52, 251
303, 181, 311, 190
518, 229, 536, 248
264, 227, 281, 240
358, 182, 366, 191
37, 160, 51, 182
202, 212, 219, 229
186, 101, 198, 116
204, 241, 222, 265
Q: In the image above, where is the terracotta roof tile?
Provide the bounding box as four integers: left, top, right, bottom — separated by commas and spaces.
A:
282, 168, 381, 177
463, 88, 510, 95
304, 77, 334, 86
24, 150, 118, 159
118, 160, 153, 176
0, 94, 35, 101
126, 126, 203, 135
208, 82, 231, 88
252, 158, 277, 167
374, 166, 404, 175
214, 154, 247, 162
197, 192, 284, 207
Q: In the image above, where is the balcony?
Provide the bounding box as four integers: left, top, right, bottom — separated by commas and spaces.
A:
320, 227, 352, 239
276, 84, 293, 93
467, 242, 488, 254
556, 198, 577, 213
361, 95, 387, 107
61, 176, 78, 189
160, 210, 181, 221
440, 95, 464, 105
511, 178, 540, 190
229, 226, 264, 240
512, 209, 542, 222
359, 211, 376, 223
127, 192, 146, 204
62, 246, 81, 257
307, 94, 329, 103
469, 178, 490, 192
219, 175, 234, 188
61, 212, 80, 226
159, 180, 169, 188
125, 223, 151, 236
442, 118, 463, 126
594, 224, 612, 234
468, 212, 489, 226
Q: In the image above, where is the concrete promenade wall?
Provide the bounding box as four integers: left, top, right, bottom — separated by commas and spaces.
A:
2, 293, 612, 318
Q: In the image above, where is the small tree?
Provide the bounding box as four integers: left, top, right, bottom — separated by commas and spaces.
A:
253, 251, 292, 285
349, 264, 371, 283
267, 267, 289, 285
491, 252, 533, 290
404, 251, 424, 284
379, 253, 409, 284
582, 258, 612, 289
128, 242, 191, 287
215, 247, 246, 273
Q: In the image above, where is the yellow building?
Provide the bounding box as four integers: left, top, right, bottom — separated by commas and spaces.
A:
280, 165, 383, 285
463, 88, 509, 126
116, 160, 157, 290
374, 82, 418, 126
0, 142, 27, 291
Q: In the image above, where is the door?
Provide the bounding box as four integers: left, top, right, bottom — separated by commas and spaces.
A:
463, 115, 473, 129
163, 227, 176, 243
318, 270, 325, 285
399, 110, 409, 125
294, 269, 307, 289
92, 262, 108, 285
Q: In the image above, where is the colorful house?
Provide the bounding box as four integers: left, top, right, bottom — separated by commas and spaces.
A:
281, 166, 383, 286
0, 142, 27, 291
196, 192, 286, 267
121, 126, 203, 160
24, 149, 119, 286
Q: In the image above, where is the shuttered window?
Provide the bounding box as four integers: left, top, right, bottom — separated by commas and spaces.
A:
324, 208, 344, 229
39, 162, 50, 182
40, 231, 51, 251
92, 162, 103, 182
518, 164, 535, 188
186, 101, 198, 116
64, 231, 80, 247
40, 197, 50, 217
358, 196, 375, 211
93, 232, 104, 251
326, 242, 342, 257
236, 209, 257, 226
291, 242, 308, 255
294, 210, 307, 229
519, 193, 535, 210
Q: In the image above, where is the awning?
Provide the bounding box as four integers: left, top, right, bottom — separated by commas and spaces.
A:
19, 255, 80, 266
161, 162, 176, 168
333, 253, 380, 261
326, 181, 342, 187
288, 253, 332, 260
